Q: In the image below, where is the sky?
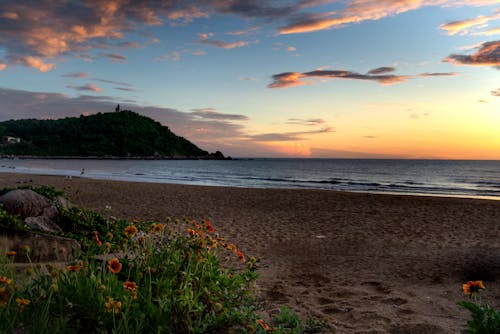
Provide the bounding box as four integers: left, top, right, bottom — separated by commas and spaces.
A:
0, 0, 499, 159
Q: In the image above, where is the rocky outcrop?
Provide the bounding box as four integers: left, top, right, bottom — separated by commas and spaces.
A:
0, 189, 80, 262
0, 189, 62, 233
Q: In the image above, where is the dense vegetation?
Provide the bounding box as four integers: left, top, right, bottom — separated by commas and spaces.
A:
0, 110, 213, 158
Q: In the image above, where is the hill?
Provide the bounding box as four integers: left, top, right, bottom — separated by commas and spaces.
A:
0, 110, 221, 158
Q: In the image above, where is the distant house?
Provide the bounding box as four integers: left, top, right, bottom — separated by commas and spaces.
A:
2, 136, 21, 144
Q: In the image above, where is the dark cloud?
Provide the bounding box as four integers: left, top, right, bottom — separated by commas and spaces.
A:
113, 87, 136, 92
1, 1, 497, 72
66, 83, 103, 92
62, 72, 89, 78
100, 53, 127, 63
0, 87, 258, 156
95, 79, 133, 87
443, 40, 500, 68
269, 67, 460, 88
418, 72, 457, 77
491, 88, 500, 96
190, 108, 249, 121
287, 118, 326, 126
268, 69, 410, 88
367, 67, 395, 75
246, 127, 333, 142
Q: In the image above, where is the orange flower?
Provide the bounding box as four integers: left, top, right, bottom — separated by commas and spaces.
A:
123, 281, 137, 292
0, 287, 9, 305
463, 280, 486, 295
5, 251, 16, 257
0, 276, 12, 285
66, 265, 81, 272
152, 223, 164, 232
93, 230, 102, 246
187, 228, 195, 236
108, 258, 122, 274
236, 250, 246, 263
204, 221, 215, 233
104, 297, 122, 314
15, 298, 30, 306
124, 225, 138, 237
257, 319, 273, 331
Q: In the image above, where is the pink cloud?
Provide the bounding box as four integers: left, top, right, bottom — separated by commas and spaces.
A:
443, 40, 500, 67
279, 0, 499, 34
198, 33, 250, 49
440, 11, 500, 35
67, 83, 103, 92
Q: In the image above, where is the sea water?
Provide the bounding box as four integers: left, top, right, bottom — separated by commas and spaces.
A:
1, 158, 500, 200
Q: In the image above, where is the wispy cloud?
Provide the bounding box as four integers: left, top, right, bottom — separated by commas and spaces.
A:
278, 0, 499, 35
198, 33, 250, 49
190, 108, 249, 121
62, 72, 89, 78
268, 66, 456, 88
439, 11, 500, 35
246, 127, 333, 142
443, 40, 500, 67
67, 83, 103, 92
155, 51, 181, 62
287, 118, 326, 126
367, 67, 395, 75
95, 79, 133, 87
473, 27, 500, 36
100, 53, 127, 63
492, 88, 500, 96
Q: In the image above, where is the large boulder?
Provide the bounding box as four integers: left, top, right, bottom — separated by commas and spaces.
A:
0, 189, 55, 219
0, 189, 61, 233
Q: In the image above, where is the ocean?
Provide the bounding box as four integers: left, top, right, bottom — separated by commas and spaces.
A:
1, 158, 500, 200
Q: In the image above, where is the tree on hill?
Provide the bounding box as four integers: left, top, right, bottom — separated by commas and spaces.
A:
0, 110, 215, 158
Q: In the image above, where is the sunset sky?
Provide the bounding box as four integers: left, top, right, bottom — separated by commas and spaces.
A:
0, 0, 498, 158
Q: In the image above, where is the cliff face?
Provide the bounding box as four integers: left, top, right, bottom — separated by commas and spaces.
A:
0, 110, 210, 158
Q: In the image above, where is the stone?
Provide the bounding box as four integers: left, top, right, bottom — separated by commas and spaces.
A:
0, 189, 54, 219
54, 196, 74, 210
25, 215, 63, 233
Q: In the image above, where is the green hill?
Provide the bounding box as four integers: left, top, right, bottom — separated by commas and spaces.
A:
0, 110, 216, 158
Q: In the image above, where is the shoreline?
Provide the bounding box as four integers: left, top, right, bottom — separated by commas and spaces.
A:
1, 169, 499, 202
1, 173, 500, 332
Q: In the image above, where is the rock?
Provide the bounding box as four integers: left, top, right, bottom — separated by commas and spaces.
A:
54, 196, 73, 210
25, 216, 62, 233
0, 226, 80, 262
0, 189, 54, 219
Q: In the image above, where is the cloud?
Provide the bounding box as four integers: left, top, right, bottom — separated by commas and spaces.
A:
16, 56, 55, 72
439, 12, 500, 35
1, 0, 498, 72
492, 88, 500, 96
367, 66, 395, 75
0, 87, 249, 155
0, 63, 6, 71
190, 108, 249, 121
278, 0, 499, 35
198, 33, 250, 49
62, 72, 89, 78
268, 66, 459, 89
410, 112, 430, 119
418, 72, 457, 77
113, 87, 136, 92
268, 69, 410, 88
473, 27, 500, 36
240, 77, 256, 81
443, 40, 500, 67
246, 127, 333, 142
156, 51, 181, 62
95, 79, 133, 87
226, 26, 259, 36
287, 118, 326, 126
100, 53, 127, 63
191, 50, 206, 56
67, 83, 103, 92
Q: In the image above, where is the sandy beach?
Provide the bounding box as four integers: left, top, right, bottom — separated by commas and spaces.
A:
1, 172, 499, 333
